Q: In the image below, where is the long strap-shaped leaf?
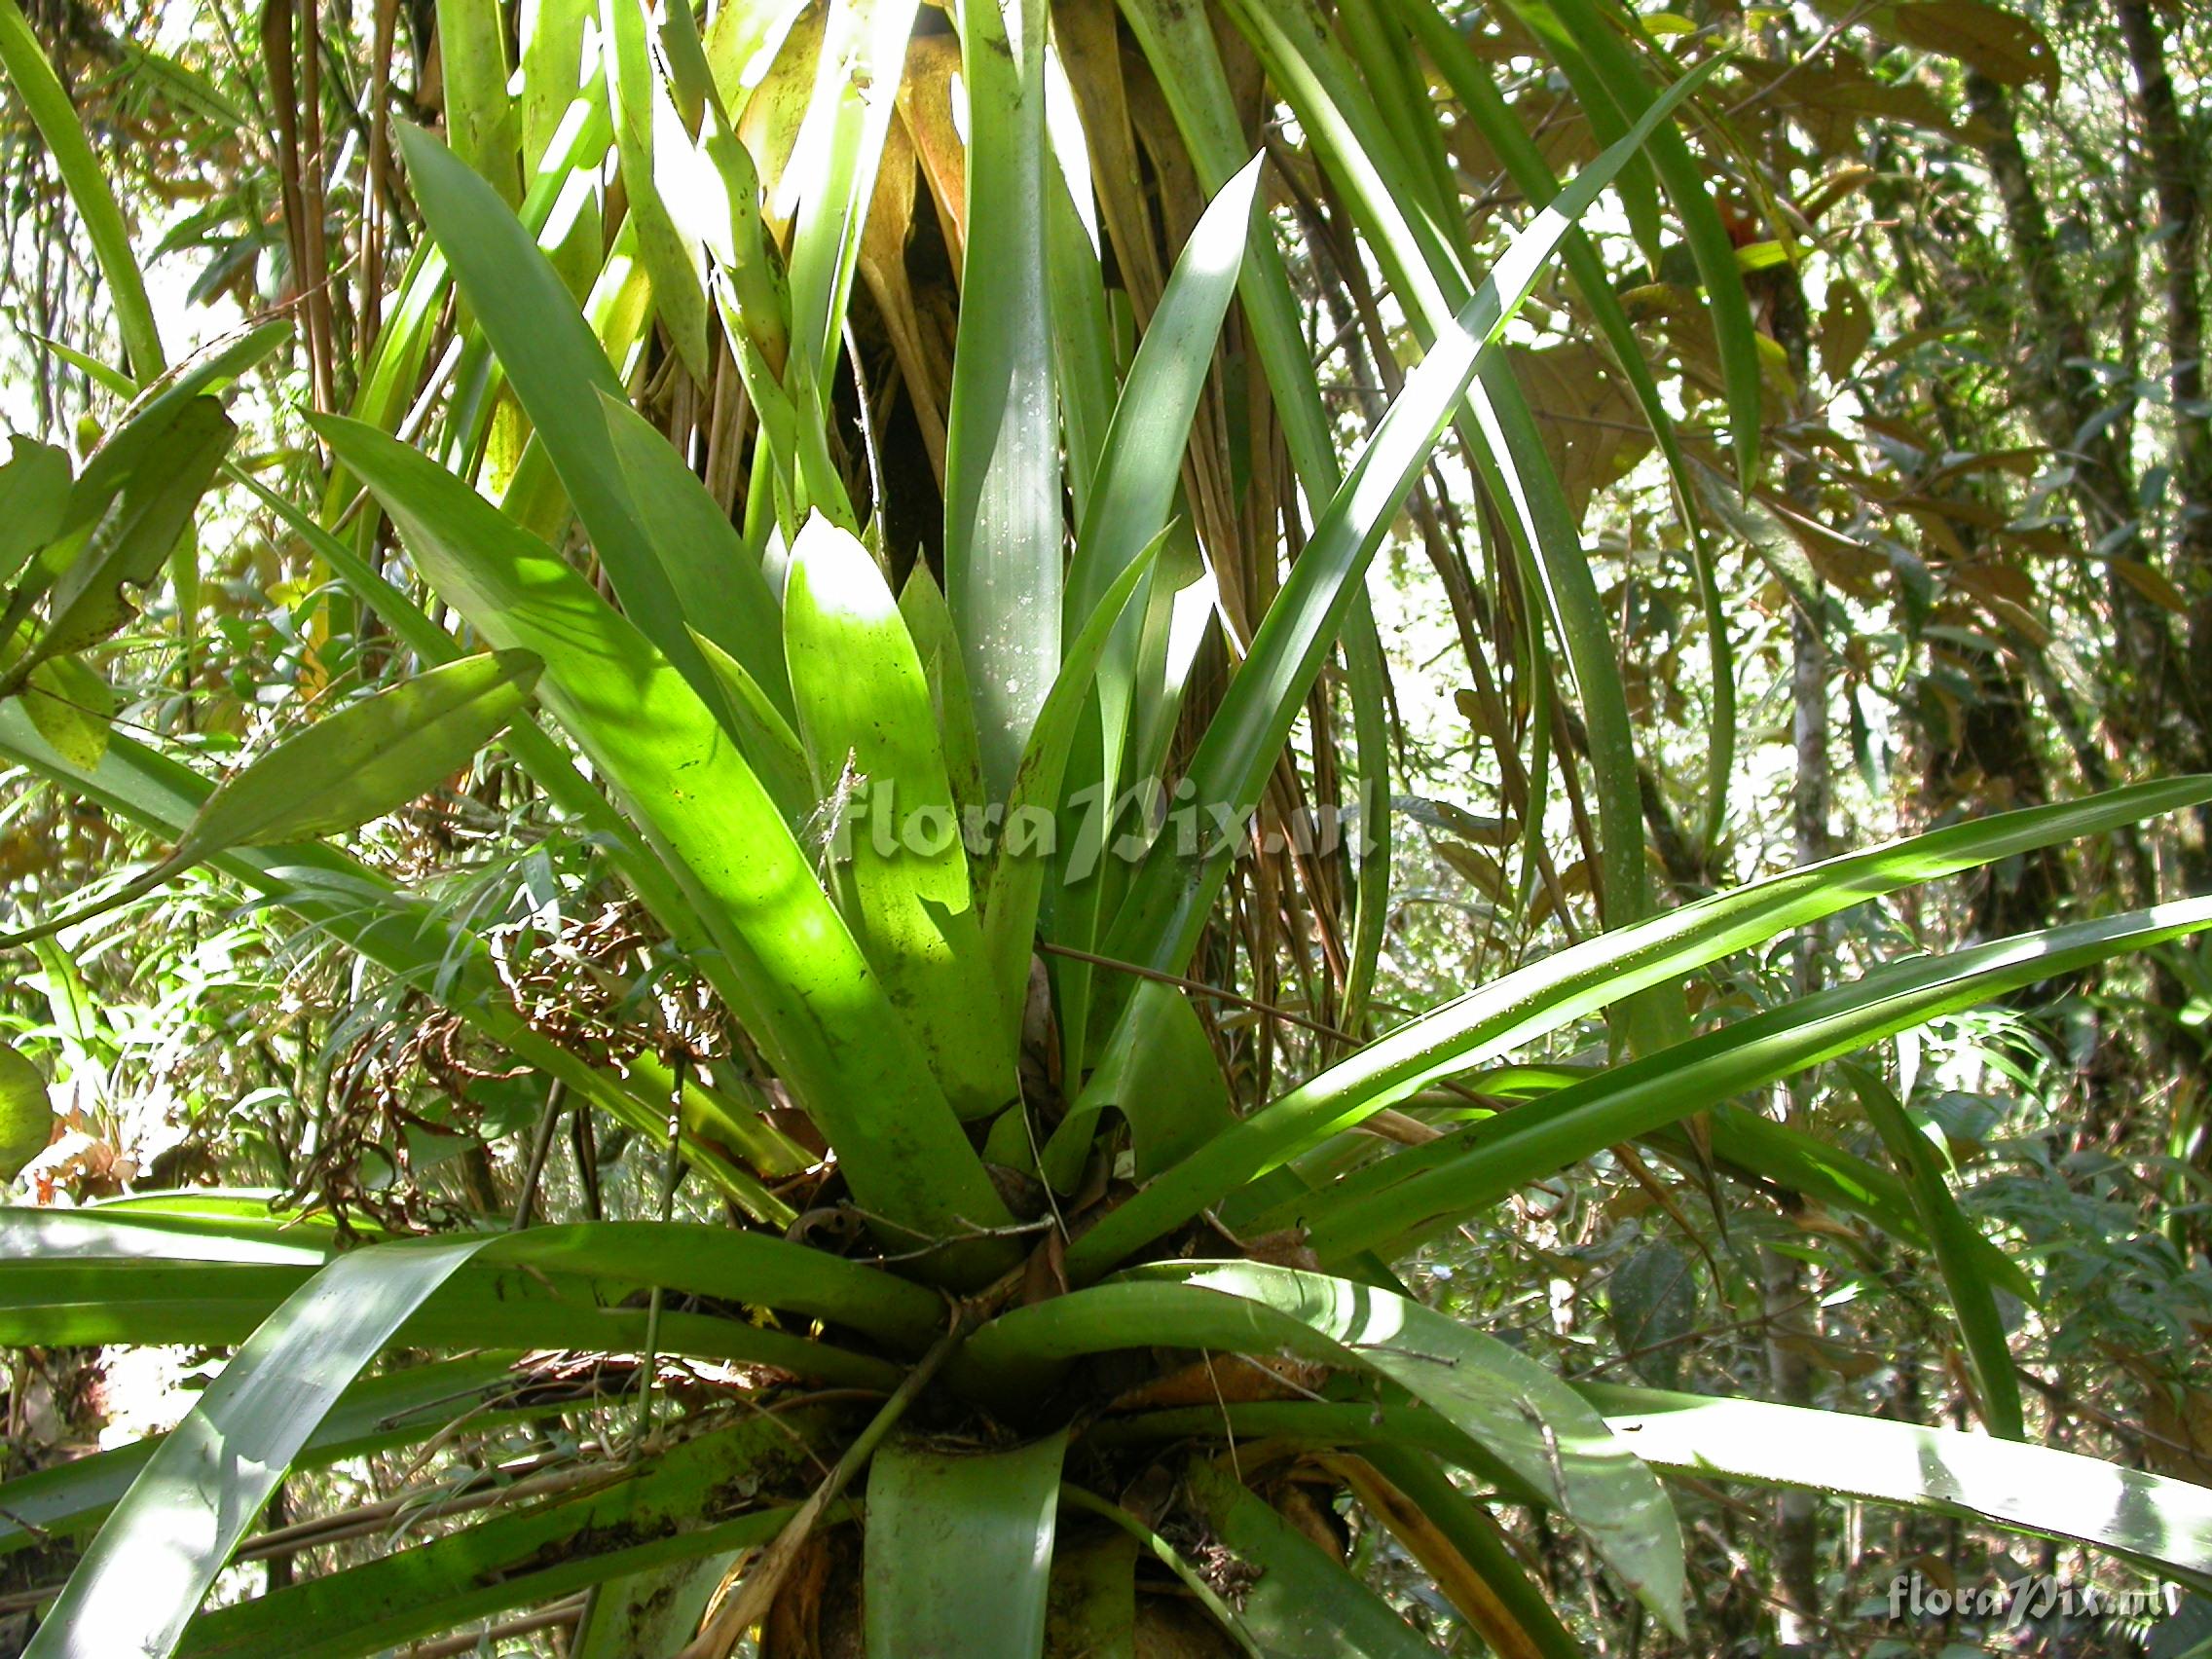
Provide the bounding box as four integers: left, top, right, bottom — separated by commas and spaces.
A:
0, 1353, 524, 1559
317, 414, 1016, 1261
1498, 0, 1763, 486
1305, 896, 2212, 1262
960, 1260, 1686, 1634
1097, 65, 1713, 986
784, 514, 1013, 1117
864, 1432, 1069, 1657
394, 122, 789, 720
1841, 1061, 2026, 1440
1066, 777, 2212, 1277
0, 1213, 918, 1380
23, 1236, 498, 1659
180, 1417, 848, 1659
1582, 1383, 2212, 1579
944, 0, 1060, 801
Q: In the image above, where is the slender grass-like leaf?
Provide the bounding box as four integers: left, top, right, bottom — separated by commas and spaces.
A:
1500, 0, 1763, 485
1306, 898, 2212, 1261
1067, 154, 1263, 631
1098, 69, 1711, 987
1068, 777, 2212, 1277
1839, 1060, 2026, 1439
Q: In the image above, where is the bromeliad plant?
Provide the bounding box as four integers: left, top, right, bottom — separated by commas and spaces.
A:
4, 0, 2212, 1652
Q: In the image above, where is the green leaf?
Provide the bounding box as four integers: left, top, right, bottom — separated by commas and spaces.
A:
181, 1417, 842, 1659
864, 1431, 1069, 1658
0, 1353, 524, 1558
0, 1209, 918, 1381
981, 526, 1165, 1031
785, 513, 1014, 1117
602, 0, 710, 378
0, 435, 69, 587
689, 626, 817, 824
1067, 776, 2212, 1277
1353, 1445, 1585, 1659
1606, 1241, 1700, 1390
1502, 0, 1764, 484
1306, 897, 2212, 1261
1067, 154, 1262, 633
186, 649, 540, 853
571, 1556, 740, 1659
1841, 1060, 2025, 1439
0, 1041, 52, 1180
315, 414, 1016, 1264
0, 649, 540, 950
899, 563, 986, 821
438, 0, 523, 203
0, 702, 783, 1220
4, 397, 232, 684
601, 388, 790, 719
944, 0, 1060, 801
393, 123, 741, 722
1183, 1459, 1437, 1659
779, 0, 925, 399
22, 1236, 497, 1659
1583, 1382, 2212, 1577
22, 651, 112, 770
1041, 980, 1234, 1191
1098, 65, 1714, 989
230, 461, 739, 1042
965, 1260, 1687, 1633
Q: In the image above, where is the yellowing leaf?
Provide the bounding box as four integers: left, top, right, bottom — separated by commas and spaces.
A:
22, 654, 112, 771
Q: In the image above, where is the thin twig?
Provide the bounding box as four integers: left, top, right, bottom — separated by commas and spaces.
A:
1037, 940, 1359, 1044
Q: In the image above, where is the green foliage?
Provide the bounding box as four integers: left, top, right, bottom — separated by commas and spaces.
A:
3, 0, 2211, 1653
